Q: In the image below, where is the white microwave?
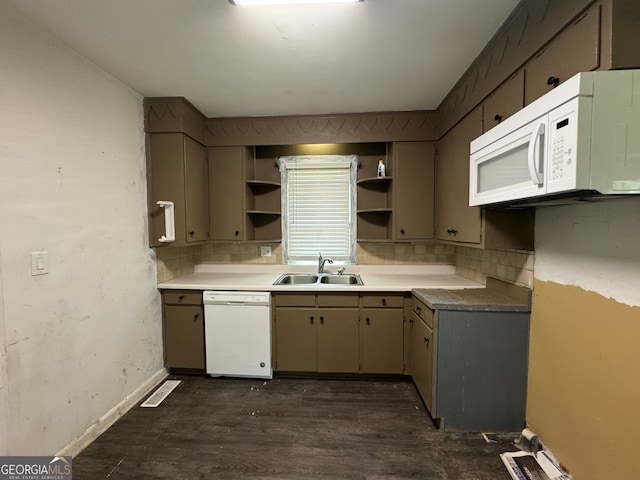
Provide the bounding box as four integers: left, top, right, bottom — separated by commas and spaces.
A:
469, 70, 640, 207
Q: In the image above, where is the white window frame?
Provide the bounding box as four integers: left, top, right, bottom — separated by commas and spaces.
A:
279, 154, 358, 265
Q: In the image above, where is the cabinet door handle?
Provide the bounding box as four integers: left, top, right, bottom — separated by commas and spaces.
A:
494, 114, 502, 122
189, 230, 195, 237
416, 305, 421, 314
400, 229, 405, 235
234, 230, 240, 237
194, 314, 200, 320
179, 295, 185, 301
409, 318, 414, 324
423, 337, 429, 345
320, 316, 324, 325
365, 317, 370, 325
381, 298, 387, 306
310, 316, 314, 324
547, 76, 560, 87
447, 229, 457, 236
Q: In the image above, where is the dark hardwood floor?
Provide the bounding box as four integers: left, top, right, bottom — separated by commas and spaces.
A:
73, 375, 519, 479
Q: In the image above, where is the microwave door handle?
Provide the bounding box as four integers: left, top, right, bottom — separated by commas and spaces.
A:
527, 122, 545, 185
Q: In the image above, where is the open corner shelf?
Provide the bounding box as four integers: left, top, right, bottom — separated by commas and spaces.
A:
246, 210, 281, 216
357, 208, 392, 215
357, 176, 392, 187
246, 180, 281, 192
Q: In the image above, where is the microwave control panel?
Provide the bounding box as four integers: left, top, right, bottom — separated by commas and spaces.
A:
547, 100, 578, 192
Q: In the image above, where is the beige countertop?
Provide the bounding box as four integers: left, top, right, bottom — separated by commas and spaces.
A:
158, 264, 484, 292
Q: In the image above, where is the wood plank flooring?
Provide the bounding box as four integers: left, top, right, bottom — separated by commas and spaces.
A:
73, 375, 519, 479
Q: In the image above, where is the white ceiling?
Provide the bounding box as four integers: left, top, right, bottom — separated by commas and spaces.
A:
8, 0, 520, 118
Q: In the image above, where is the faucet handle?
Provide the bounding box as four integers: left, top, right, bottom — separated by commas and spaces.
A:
338, 267, 346, 275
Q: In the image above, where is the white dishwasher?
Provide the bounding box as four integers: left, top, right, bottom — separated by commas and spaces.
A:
203, 291, 272, 379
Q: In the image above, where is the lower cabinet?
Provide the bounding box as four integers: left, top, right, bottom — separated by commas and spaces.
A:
317, 309, 359, 373
411, 294, 530, 431
360, 294, 405, 374
274, 292, 405, 374
409, 304, 434, 412
273, 308, 317, 372
162, 290, 205, 372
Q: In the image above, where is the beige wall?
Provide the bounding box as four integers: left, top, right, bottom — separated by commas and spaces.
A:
0, 1, 163, 455
528, 280, 640, 479
529, 197, 640, 480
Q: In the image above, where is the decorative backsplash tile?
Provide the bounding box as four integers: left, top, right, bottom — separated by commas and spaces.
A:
455, 246, 534, 288
155, 245, 204, 283
356, 243, 456, 265
154, 242, 534, 289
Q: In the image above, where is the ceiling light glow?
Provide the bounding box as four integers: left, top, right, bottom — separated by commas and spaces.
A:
230, 0, 362, 5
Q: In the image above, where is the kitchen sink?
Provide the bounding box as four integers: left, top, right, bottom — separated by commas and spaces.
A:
273, 274, 319, 285
320, 274, 362, 285
273, 273, 363, 286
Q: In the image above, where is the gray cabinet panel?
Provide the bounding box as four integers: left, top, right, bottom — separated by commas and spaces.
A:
433, 310, 529, 431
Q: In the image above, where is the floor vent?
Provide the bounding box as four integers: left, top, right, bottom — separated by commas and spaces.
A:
140, 380, 181, 408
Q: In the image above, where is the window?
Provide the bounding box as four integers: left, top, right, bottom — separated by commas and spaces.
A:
280, 155, 357, 264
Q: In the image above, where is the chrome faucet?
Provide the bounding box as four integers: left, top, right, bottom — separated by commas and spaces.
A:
318, 252, 333, 274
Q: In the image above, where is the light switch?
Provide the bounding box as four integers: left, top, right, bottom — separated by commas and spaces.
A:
261, 246, 271, 257
31, 251, 49, 276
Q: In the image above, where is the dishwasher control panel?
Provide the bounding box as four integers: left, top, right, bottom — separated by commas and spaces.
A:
203, 291, 271, 306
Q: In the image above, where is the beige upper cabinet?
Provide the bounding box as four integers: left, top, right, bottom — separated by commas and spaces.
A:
524, 6, 600, 105
147, 133, 208, 247
183, 137, 209, 243
483, 71, 524, 132
391, 142, 435, 241
435, 108, 483, 244
208, 146, 247, 241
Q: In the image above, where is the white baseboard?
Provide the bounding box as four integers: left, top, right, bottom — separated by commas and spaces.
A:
57, 368, 168, 458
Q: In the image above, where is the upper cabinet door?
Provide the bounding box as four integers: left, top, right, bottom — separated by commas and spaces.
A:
184, 136, 209, 243
147, 133, 208, 247
483, 71, 524, 133
208, 146, 246, 241
435, 108, 483, 244
392, 142, 435, 240
524, 7, 600, 106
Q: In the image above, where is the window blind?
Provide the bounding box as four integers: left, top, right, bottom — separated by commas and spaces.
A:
280, 155, 357, 264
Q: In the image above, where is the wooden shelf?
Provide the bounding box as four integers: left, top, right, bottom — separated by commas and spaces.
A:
357, 176, 392, 187
246, 210, 281, 216
357, 208, 392, 215
246, 180, 281, 192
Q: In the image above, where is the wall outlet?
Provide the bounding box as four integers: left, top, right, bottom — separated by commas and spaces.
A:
261, 246, 272, 257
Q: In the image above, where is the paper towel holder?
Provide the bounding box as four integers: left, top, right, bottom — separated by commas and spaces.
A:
157, 200, 175, 243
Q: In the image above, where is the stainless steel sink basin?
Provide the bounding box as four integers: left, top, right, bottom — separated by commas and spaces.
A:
273, 273, 363, 286
319, 274, 362, 285
273, 274, 319, 285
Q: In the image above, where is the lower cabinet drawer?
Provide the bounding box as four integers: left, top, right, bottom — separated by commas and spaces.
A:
362, 294, 404, 308
412, 298, 434, 329
274, 293, 315, 307
163, 290, 202, 305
